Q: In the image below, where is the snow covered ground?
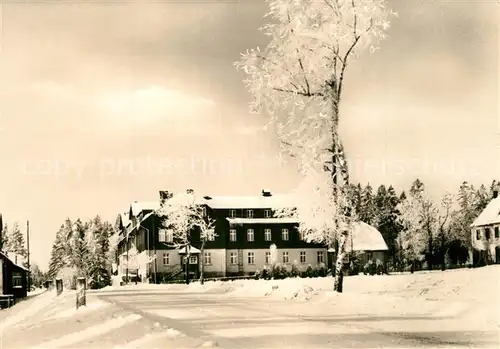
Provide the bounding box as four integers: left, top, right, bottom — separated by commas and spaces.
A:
2, 266, 498, 348
99, 265, 500, 330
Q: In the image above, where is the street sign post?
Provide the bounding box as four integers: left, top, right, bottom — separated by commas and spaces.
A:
76, 277, 86, 309
56, 278, 63, 296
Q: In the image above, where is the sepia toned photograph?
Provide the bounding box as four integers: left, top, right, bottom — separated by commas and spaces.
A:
0, 0, 498, 348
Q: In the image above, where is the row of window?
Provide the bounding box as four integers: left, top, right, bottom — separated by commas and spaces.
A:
475, 226, 500, 240
228, 209, 273, 218
230, 228, 296, 242
161, 251, 325, 266
158, 228, 297, 243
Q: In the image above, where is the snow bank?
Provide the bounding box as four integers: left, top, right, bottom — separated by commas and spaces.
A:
47, 299, 110, 320
0, 290, 60, 330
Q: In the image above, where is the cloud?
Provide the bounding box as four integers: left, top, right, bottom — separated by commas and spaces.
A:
96, 86, 216, 124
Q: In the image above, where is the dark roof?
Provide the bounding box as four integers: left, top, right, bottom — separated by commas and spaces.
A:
0, 250, 30, 272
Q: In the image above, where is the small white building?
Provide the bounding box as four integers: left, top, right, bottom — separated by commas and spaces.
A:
470, 188, 500, 265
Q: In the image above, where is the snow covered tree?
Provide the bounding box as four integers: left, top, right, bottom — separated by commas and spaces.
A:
376, 185, 402, 266
68, 219, 91, 278
4, 221, 27, 260
48, 223, 72, 279
30, 263, 44, 289
360, 183, 376, 225
86, 216, 113, 289
397, 180, 439, 271
236, 0, 396, 293
436, 192, 454, 270
0, 222, 8, 252
157, 191, 216, 284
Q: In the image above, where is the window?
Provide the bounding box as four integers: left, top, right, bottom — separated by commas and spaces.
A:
299, 231, 305, 241
246, 209, 254, 218
166, 230, 173, 243
300, 251, 306, 263
229, 209, 236, 218
485, 228, 491, 240
201, 206, 207, 217
230, 252, 238, 265
163, 253, 170, 265
248, 252, 255, 264
476, 230, 481, 240
158, 229, 166, 242
265, 252, 271, 264
204, 252, 212, 265
247, 229, 255, 241
317, 251, 324, 264
12, 272, 22, 287
282, 228, 289, 241
495, 227, 499, 239
189, 255, 198, 264
229, 229, 237, 242
264, 228, 272, 241
282, 251, 289, 264
264, 209, 271, 218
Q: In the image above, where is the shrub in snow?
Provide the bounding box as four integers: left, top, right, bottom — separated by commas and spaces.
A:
254, 269, 261, 280
291, 262, 300, 277
261, 267, 271, 280
303, 265, 314, 278
317, 263, 327, 277
272, 264, 289, 279
363, 260, 377, 276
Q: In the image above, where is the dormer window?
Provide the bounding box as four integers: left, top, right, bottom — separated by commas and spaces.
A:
229, 209, 236, 218
246, 209, 254, 218
201, 206, 207, 217
476, 229, 481, 240
264, 209, 271, 218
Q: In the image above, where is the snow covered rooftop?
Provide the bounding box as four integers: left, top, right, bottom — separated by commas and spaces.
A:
178, 245, 201, 254
0, 251, 29, 272
204, 194, 296, 209
130, 201, 161, 216
471, 197, 500, 227
119, 212, 130, 228
345, 222, 389, 252
226, 217, 299, 224
126, 212, 154, 235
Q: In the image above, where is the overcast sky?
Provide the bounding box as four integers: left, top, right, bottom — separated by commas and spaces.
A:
0, 0, 498, 270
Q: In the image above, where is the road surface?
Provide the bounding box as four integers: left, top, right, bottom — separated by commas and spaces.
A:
95, 288, 499, 349
1, 287, 497, 348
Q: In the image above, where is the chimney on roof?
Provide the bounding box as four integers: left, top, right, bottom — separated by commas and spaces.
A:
186, 189, 194, 194
159, 190, 173, 201
262, 189, 272, 197
203, 196, 212, 200
493, 189, 499, 199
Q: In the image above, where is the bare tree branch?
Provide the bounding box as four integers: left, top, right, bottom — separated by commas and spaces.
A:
272, 87, 323, 97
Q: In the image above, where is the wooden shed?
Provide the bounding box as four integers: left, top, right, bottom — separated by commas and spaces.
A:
1, 250, 29, 300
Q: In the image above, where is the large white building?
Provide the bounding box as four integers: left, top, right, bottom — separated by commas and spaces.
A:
470, 188, 500, 265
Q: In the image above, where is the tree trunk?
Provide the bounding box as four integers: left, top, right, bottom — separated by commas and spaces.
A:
333, 230, 348, 292
427, 225, 433, 271
200, 240, 205, 285
185, 246, 190, 285
440, 232, 446, 271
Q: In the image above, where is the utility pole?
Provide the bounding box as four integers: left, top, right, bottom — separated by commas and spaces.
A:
27, 220, 31, 290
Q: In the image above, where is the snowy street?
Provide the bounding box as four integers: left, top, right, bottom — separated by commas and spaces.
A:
95, 286, 498, 349
1, 267, 498, 348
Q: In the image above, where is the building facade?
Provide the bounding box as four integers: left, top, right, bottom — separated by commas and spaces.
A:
0, 250, 29, 299
115, 190, 328, 282
470, 188, 500, 265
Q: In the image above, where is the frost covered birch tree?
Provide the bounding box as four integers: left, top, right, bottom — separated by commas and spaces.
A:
157, 191, 216, 284
235, 0, 396, 292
